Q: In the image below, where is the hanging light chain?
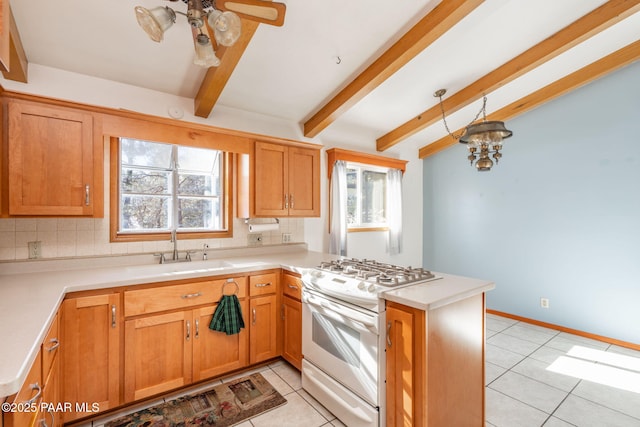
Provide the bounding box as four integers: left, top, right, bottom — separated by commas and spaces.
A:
435, 89, 488, 140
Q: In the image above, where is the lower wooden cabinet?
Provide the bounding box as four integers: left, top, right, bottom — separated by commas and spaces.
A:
386, 294, 486, 427
124, 276, 250, 402
4, 310, 62, 427
249, 294, 278, 364
3, 351, 42, 427
193, 302, 249, 381
61, 293, 121, 423
249, 272, 279, 364
124, 310, 194, 402
386, 302, 426, 426
281, 271, 302, 370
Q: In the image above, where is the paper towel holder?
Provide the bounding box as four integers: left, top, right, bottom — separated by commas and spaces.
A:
244, 218, 279, 225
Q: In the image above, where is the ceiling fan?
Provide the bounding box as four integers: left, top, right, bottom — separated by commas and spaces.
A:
173, 0, 286, 26
135, 0, 286, 67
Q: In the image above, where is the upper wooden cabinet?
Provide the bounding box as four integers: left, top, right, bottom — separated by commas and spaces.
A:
238, 141, 321, 218
4, 99, 102, 216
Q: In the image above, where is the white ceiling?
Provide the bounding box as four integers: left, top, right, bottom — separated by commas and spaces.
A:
9, 0, 640, 156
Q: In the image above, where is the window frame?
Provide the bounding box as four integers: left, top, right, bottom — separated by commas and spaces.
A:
110, 137, 234, 242
326, 148, 408, 233
346, 162, 390, 232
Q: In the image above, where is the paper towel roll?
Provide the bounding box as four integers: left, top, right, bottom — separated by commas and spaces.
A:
248, 223, 279, 233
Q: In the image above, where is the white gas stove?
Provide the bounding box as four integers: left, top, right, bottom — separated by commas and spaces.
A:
302, 258, 441, 312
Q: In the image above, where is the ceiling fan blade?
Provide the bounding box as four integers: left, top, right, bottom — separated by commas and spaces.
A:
216, 0, 286, 27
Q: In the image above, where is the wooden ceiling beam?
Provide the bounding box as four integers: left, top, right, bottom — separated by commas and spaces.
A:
194, 18, 260, 118
301, 0, 484, 139
379, 0, 640, 152
1, 5, 28, 83
418, 39, 640, 159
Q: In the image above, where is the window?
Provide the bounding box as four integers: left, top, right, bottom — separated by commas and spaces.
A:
112, 137, 231, 241
346, 163, 388, 229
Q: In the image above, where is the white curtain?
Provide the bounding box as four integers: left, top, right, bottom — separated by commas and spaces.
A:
329, 160, 348, 256
386, 168, 403, 255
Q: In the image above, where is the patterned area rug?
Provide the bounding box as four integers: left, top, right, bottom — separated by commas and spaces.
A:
105, 373, 287, 427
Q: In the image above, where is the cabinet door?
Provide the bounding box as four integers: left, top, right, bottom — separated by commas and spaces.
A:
7, 101, 95, 215
192, 301, 249, 381
288, 146, 320, 217
281, 295, 302, 370
62, 294, 120, 423
254, 141, 288, 217
124, 311, 193, 402
386, 303, 425, 427
3, 351, 41, 427
249, 294, 278, 364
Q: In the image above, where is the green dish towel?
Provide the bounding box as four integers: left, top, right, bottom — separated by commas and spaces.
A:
209, 294, 245, 335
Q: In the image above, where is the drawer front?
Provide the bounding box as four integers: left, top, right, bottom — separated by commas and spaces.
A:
42, 311, 60, 381
125, 276, 247, 317
249, 272, 278, 297
282, 272, 302, 300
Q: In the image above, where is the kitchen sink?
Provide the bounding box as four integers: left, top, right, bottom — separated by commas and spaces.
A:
125, 259, 236, 276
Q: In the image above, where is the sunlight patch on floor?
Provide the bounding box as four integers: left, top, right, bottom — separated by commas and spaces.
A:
547, 345, 640, 394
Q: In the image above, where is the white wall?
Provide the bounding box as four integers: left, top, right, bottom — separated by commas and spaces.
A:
1, 65, 424, 265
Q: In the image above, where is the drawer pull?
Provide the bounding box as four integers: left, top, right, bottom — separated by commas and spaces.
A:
27, 382, 42, 404
181, 292, 203, 299
252, 308, 257, 325
387, 321, 392, 348
287, 284, 298, 290
284, 194, 288, 209
290, 194, 294, 209
112, 304, 117, 328
85, 184, 90, 206
254, 282, 272, 288
195, 318, 200, 339
46, 338, 60, 352
186, 320, 191, 341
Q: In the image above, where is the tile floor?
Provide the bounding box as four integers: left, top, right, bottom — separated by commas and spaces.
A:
83, 313, 640, 427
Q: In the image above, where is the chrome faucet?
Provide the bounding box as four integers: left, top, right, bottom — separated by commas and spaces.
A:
155, 230, 192, 264
171, 230, 179, 261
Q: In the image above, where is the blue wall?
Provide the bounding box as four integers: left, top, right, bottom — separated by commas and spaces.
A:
423, 60, 640, 344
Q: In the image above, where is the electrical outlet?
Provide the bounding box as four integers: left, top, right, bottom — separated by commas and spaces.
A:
28, 241, 42, 259
282, 233, 292, 243
247, 233, 263, 246
540, 298, 549, 309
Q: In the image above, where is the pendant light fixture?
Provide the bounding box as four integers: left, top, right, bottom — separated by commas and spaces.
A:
434, 89, 513, 172
134, 0, 242, 68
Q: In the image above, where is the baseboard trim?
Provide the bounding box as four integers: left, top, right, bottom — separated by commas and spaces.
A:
486, 309, 639, 352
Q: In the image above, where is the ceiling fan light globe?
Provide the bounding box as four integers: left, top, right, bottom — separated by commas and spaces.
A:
208, 10, 242, 46
134, 6, 176, 42
193, 33, 221, 67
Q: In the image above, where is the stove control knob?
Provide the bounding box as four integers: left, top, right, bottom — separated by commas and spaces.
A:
357, 282, 366, 290
367, 284, 376, 293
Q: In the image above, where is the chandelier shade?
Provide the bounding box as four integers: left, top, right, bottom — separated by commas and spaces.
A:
434, 89, 513, 172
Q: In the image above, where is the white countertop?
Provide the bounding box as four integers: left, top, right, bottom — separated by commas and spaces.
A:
383, 273, 495, 311
0, 245, 493, 398
0, 244, 336, 398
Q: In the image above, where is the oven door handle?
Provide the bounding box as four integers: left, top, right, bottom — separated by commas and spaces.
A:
303, 295, 378, 333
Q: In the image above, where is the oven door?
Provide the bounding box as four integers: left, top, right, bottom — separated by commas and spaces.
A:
301, 289, 379, 406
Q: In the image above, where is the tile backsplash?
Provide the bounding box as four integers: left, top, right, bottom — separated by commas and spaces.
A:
0, 216, 304, 261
